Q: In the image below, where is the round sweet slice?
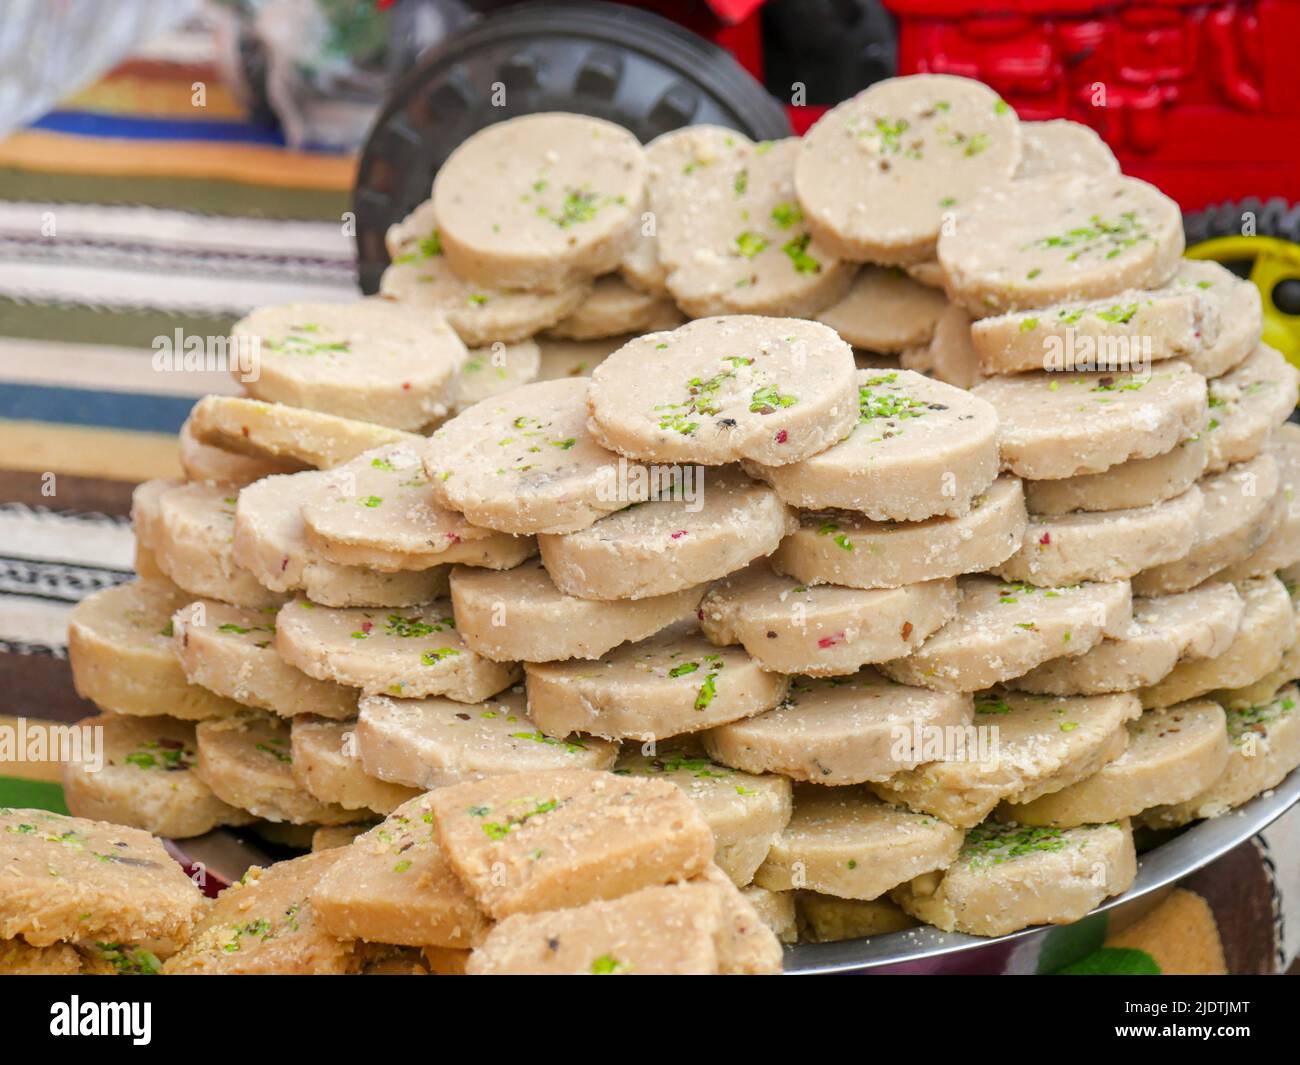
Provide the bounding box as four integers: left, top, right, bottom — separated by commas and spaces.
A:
1131, 454, 1282, 595
747, 368, 1000, 521
1218, 425, 1300, 580
703, 669, 973, 785
796, 893, 917, 942
892, 820, 1136, 937
523, 621, 788, 741
1140, 576, 1295, 708
194, 712, 358, 825
815, 266, 949, 352
993, 485, 1204, 586
171, 599, 357, 719
899, 303, 985, 389
795, 74, 1021, 264
440, 339, 541, 415
1003, 701, 1231, 826
1170, 259, 1263, 378
449, 557, 704, 661
300, 444, 534, 572
742, 885, 798, 943
1010, 582, 1245, 696
938, 173, 1184, 316
546, 274, 680, 340
877, 576, 1133, 694
68, 579, 243, 720
130, 477, 174, 551
587, 316, 857, 467
1016, 119, 1119, 179
698, 562, 959, 675
62, 712, 254, 838
432, 113, 646, 290
289, 716, 421, 815
770, 476, 1027, 591
1023, 435, 1207, 515
237, 299, 467, 431
537, 466, 795, 601
971, 361, 1209, 480
1203, 344, 1299, 474
178, 416, 302, 486
274, 598, 520, 703
535, 336, 621, 382
752, 786, 964, 901
354, 687, 617, 790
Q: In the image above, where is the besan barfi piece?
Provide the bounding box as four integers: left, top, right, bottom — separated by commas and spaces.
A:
354, 687, 618, 790
1171, 259, 1263, 378
300, 444, 534, 573
1203, 344, 1299, 474
1003, 701, 1231, 827
752, 786, 963, 901
796, 893, 917, 943
698, 561, 959, 675
449, 558, 704, 662
310, 794, 489, 949
587, 316, 857, 467
1010, 582, 1245, 696
178, 415, 303, 486
443, 340, 542, 413
993, 485, 1204, 586
432, 113, 645, 290
938, 173, 1184, 316
0, 807, 201, 948
524, 621, 789, 741
657, 138, 853, 318
171, 599, 358, 720
1023, 435, 1208, 515
971, 361, 1208, 480
743, 885, 799, 943
795, 74, 1021, 264
188, 394, 419, 470
535, 335, 623, 382
311, 823, 373, 852
1140, 576, 1295, 708
747, 368, 1000, 522
546, 274, 680, 340
816, 266, 949, 353
62, 712, 254, 839
427, 768, 714, 919
236, 298, 467, 431
68, 579, 243, 721
614, 743, 792, 887
274, 598, 520, 703
892, 819, 1136, 937
1016, 119, 1119, 180
878, 576, 1133, 694
0, 939, 86, 975
899, 303, 985, 390
769, 475, 1027, 590
289, 716, 421, 815
537, 466, 796, 601
703, 669, 973, 786
1219, 425, 1300, 580
870, 690, 1140, 827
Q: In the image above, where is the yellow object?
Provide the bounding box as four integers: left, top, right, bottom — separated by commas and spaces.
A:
1187, 236, 1300, 369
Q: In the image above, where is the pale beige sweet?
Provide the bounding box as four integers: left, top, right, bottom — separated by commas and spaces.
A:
1004, 701, 1230, 826
311, 823, 372, 852
449, 558, 704, 661
547, 274, 680, 340
289, 716, 421, 814
62, 712, 253, 838
171, 599, 358, 719
1140, 576, 1294, 708
1132, 454, 1282, 595
939, 173, 1184, 316
994, 485, 1203, 585
1203, 344, 1299, 473
704, 669, 973, 786
274, 598, 520, 703
534, 336, 623, 382
1011, 583, 1244, 696
742, 885, 799, 943
698, 562, 959, 675
905, 259, 948, 289
769, 476, 1027, 590
427, 768, 715, 919
355, 687, 617, 790
300, 444, 534, 572
795, 74, 1021, 264
1023, 436, 1208, 515
1016, 119, 1119, 179
1171, 260, 1263, 378
0, 807, 201, 948
67, 579, 243, 720
892, 819, 1137, 937
178, 416, 302, 486
898, 303, 985, 389
684, 863, 786, 974
614, 743, 792, 886
432, 113, 646, 290
747, 369, 1000, 521
816, 266, 949, 352
130, 476, 175, 552
587, 317, 857, 466
878, 576, 1132, 694
796, 893, 917, 942
442, 340, 542, 412
310, 794, 489, 948
753, 786, 963, 901
164, 850, 360, 974
188, 394, 419, 469
1218, 425, 1300, 580
0, 938, 86, 974
194, 712, 358, 825
134, 542, 167, 581
870, 690, 1141, 827
537, 466, 796, 601
237, 299, 467, 431
971, 361, 1208, 480
524, 621, 788, 741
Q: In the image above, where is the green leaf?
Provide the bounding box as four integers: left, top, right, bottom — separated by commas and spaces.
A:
1055, 947, 1161, 976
